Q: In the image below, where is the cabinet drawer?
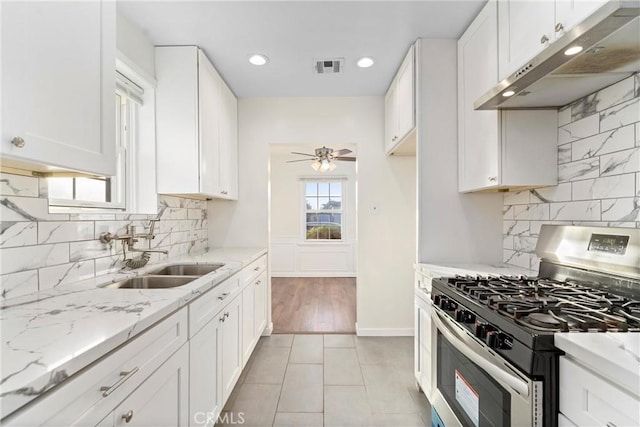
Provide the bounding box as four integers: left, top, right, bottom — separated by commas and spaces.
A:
239, 255, 267, 285
4, 308, 188, 426
189, 275, 240, 338
560, 357, 640, 427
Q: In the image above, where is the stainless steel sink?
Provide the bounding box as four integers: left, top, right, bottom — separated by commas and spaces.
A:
101, 276, 196, 289
147, 263, 225, 276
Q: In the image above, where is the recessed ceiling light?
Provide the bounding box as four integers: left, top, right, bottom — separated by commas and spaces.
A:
356, 57, 374, 68
564, 46, 583, 56
502, 90, 515, 97
249, 54, 269, 66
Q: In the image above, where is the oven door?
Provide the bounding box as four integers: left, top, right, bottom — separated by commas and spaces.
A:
429, 306, 543, 427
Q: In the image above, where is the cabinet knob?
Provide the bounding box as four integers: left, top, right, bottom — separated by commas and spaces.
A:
219, 316, 226, 322
224, 312, 230, 318
218, 292, 229, 301
540, 34, 549, 44
255, 280, 261, 285
554, 23, 564, 33
254, 266, 260, 271
122, 410, 134, 423
221, 190, 228, 195
488, 176, 497, 183
11, 137, 25, 148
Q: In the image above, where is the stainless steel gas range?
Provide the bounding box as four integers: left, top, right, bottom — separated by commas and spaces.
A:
415, 225, 640, 427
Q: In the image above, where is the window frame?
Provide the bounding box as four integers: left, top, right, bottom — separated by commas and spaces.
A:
300, 177, 346, 243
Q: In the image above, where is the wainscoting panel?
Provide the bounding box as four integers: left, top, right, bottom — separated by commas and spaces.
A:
270, 237, 356, 277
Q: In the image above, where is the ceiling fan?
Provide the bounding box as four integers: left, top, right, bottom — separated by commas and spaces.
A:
286, 146, 356, 172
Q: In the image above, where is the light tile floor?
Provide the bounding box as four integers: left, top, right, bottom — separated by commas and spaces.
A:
217, 334, 431, 427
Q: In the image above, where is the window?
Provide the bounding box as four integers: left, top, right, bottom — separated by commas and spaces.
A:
304, 180, 343, 240
47, 72, 143, 210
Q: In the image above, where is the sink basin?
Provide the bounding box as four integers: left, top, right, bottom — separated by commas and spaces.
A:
147, 263, 225, 276
101, 276, 196, 289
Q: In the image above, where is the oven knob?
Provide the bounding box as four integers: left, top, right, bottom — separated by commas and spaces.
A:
442, 299, 458, 311
455, 309, 476, 324
486, 331, 512, 350
474, 322, 494, 339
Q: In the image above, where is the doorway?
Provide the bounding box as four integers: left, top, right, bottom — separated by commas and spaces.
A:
268, 143, 357, 334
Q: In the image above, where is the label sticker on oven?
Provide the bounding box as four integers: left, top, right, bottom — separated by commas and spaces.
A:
455, 370, 479, 427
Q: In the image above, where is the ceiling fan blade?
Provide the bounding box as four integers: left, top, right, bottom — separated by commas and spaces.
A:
331, 149, 352, 157
290, 151, 316, 157
286, 159, 316, 163
333, 157, 356, 161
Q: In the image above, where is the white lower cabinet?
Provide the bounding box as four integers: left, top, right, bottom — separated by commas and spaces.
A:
414, 287, 432, 399
102, 344, 189, 427
189, 317, 222, 427
559, 356, 640, 427
241, 269, 268, 366
220, 295, 242, 404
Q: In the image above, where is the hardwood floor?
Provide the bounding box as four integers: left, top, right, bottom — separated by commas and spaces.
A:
271, 277, 356, 334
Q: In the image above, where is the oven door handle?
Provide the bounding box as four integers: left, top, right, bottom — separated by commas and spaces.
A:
431, 308, 530, 397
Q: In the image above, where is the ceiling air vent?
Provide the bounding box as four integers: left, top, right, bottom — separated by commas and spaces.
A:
314, 58, 344, 74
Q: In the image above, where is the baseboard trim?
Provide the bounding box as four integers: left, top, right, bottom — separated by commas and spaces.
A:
262, 322, 274, 336
271, 272, 356, 278
355, 323, 414, 337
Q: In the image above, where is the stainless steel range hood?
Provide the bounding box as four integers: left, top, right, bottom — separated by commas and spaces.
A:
475, 0, 640, 110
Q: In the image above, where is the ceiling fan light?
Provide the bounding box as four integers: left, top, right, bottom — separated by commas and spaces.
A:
311, 160, 322, 171
320, 158, 332, 172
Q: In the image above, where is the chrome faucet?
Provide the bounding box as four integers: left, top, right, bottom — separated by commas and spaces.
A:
99, 219, 168, 268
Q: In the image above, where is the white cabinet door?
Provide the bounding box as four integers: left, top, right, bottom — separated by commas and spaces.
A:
189, 316, 222, 427
241, 283, 256, 366
395, 45, 415, 143
414, 295, 432, 399
384, 87, 397, 152
220, 295, 242, 404
498, 0, 555, 81
555, 0, 608, 38
112, 345, 189, 427
458, 0, 501, 192
254, 273, 268, 339
198, 50, 222, 197
219, 82, 238, 200
156, 46, 239, 200
384, 45, 415, 154
1, 0, 116, 176
560, 357, 640, 427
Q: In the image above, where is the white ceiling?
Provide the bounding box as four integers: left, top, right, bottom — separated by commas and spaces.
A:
118, 1, 486, 98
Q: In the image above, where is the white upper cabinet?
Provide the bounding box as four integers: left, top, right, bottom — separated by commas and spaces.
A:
498, 0, 555, 81
385, 45, 415, 155
1, 0, 116, 176
498, 0, 608, 81
156, 46, 238, 200
459, 0, 558, 192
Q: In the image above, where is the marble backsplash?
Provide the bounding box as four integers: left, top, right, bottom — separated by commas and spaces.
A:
504, 73, 640, 271
0, 172, 208, 299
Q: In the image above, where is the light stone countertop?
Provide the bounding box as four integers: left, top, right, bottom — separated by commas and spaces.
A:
0, 247, 267, 418
416, 262, 537, 278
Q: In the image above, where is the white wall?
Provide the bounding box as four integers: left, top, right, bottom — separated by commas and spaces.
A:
208, 97, 416, 335
416, 39, 503, 264
270, 145, 356, 276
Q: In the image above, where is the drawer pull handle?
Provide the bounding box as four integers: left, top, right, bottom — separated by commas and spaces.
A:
224, 312, 230, 318
218, 292, 229, 301
219, 316, 225, 322
122, 410, 134, 423
254, 266, 260, 271
255, 280, 261, 285
100, 367, 139, 397
11, 137, 25, 148
606, 423, 617, 427
540, 34, 549, 44
555, 23, 564, 33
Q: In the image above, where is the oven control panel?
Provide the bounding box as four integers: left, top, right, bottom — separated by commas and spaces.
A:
588, 233, 629, 255
431, 294, 514, 351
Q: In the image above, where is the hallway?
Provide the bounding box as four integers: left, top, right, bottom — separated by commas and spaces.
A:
271, 278, 356, 334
